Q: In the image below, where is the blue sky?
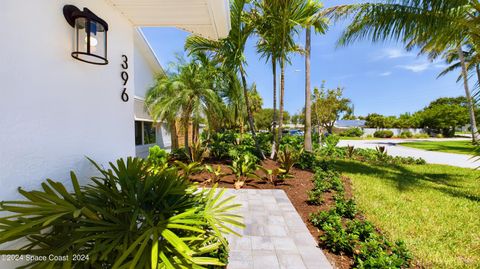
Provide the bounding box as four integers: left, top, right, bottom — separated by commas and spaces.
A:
142, 1, 465, 117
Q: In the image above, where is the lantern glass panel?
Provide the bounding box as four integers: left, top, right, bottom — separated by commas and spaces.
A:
72, 17, 107, 65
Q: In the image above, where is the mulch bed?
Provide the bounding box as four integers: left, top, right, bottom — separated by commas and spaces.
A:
191, 159, 354, 269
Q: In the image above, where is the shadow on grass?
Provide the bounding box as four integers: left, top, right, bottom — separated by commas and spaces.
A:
401, 142, 475, 155
333, 160, 480, 203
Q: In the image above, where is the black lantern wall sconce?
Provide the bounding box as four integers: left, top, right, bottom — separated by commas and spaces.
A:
63, 5, 109, 65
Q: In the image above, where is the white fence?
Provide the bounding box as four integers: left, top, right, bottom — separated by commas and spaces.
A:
361, 128, 427, 137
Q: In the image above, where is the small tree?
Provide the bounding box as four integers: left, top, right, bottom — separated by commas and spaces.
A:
312, 82, 352, 134
418, 97, 470, 137
365, 113, 387, 129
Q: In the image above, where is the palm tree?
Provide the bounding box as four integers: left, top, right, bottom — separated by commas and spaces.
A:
146, 75, 180, 150
327, 0, 480, 142
185, 0, 266, 158
252, 0, 320, 155
146, 56, 223, 149
304, 7, 328, 152
251, 0, 282, 158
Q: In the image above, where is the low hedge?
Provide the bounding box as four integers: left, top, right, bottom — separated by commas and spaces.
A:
307, 165, 413, 268
373, 130, 394, 138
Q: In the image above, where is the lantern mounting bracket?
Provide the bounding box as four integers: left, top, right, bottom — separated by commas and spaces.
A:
63, 5, 109, 31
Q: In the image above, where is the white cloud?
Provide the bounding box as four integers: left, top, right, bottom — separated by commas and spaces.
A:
379, 71, 392, 76
383, 48, 412, 59
396, 61, 447, 73
396, 63, 430, 72
372, 48, 413, 61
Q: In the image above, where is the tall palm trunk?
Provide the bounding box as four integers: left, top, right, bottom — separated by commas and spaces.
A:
239, 65, 266, 159
457, 45, 478, 143
304, 27, 313, 152
170, 119, 179, 150
278, 58, 285, 143
183, 118, 189, 150
271, 57, 278, 159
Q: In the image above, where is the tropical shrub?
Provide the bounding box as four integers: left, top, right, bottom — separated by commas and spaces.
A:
148, 145, 168, 166
280, 135, 304, 151
334, 197, 357, 219
257, 132, 273, 156
205, 165, 227, 184
229, 154, 259, 189
188, 139, 208, 163
307, 169, 343, 206
414, 133, 429, 139
375, 146, 388, 161
346, 145, 355, 159
340, 127, 364, 137
319, 135, 343, 158
399, 131, 413, 138
207, 131, 236, 160
0, 157, 244, 268
277, 145, 302, 174
174, 160, 204, 180
350, 147, 426, 165
169, 148, 189, 162
307, 189, 324, 205
373, 130, 394, 138
295, 150, 317, 170
258, 167, 288, 186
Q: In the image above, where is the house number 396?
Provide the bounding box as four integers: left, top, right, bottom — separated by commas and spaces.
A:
121, 55, 129, 102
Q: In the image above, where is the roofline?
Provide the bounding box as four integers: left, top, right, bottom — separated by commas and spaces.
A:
133, 28, 165, 76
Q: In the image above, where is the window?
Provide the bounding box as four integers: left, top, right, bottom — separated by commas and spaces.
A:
143, 122, 156, 144
135, 121, 156, 146
135, 121, 142, 145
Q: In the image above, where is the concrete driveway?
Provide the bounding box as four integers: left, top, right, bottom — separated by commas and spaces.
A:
338, 138, 478, 169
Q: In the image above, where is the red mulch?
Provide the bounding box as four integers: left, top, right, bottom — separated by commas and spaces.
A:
191, 159, 354, 269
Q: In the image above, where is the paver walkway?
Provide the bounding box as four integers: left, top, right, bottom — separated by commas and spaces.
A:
224, 189, 332, 269
338, 138, 477, 168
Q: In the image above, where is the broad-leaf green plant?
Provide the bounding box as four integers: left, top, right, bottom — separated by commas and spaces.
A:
277, 145, 302, 174
174, 160, 204, 180
228, 154, 260, 189
205, 165, 227, 184
258, 166, 288, 186
0, 157, 244, 268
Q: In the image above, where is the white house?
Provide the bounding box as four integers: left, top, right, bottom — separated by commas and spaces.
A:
0, 0, 230, 204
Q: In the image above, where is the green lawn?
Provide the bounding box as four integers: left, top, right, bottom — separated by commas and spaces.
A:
335, 160, 480, 268
400, 140, 476, 155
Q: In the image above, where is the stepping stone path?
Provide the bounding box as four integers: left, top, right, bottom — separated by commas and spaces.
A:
223, 189, 332, 269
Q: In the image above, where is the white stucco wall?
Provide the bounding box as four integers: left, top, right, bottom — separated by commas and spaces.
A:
133, 35, 158, 98
0, 0, 136, 201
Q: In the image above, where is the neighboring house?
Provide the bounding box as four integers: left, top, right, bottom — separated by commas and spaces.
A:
0, 0, 230, 205
334, 120, 366, 129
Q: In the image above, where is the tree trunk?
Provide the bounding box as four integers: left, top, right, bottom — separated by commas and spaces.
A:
184, 118, 189, 150
279, 58, 285, 143
271, 57, 278, 159
304, 27, 313, 152
170, 119, 178, 150
457, 46, 478, 143
239, 65, 265, 159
